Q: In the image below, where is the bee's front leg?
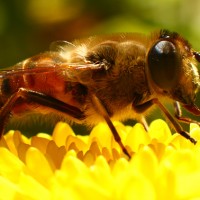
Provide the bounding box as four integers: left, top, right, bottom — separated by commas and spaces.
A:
133, 99, 197, 144
174, 101, 198, 124
0, 88, 85, 137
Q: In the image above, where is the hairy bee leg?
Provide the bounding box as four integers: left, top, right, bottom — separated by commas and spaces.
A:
174, 101, 200, 125
153, 99, 197, 144
0, 88, 85, 137
90, 94, 131, 159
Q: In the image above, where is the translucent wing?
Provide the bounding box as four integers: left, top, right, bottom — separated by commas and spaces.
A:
50, 40, 76, 52
0, 51, 104, 84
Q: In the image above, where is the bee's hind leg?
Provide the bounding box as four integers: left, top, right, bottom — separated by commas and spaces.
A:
0, 88, 85, 137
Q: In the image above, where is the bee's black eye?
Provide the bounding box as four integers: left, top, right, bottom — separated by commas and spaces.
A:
147, 40, 181, 90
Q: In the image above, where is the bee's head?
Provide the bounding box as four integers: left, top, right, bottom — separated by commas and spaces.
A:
146, 30, 200, 106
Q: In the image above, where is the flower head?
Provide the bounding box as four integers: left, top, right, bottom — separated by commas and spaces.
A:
0, 119, 200, 199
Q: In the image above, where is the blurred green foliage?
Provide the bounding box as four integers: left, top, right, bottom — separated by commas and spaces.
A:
1, 0, 200, 67
1, 0, 200, 135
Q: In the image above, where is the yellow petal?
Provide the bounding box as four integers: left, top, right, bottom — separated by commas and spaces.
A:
17, 173, 50, 200
60, 153, 88, 178
149, 119, 172, 143
190, 123, 200, 143
125, 123, 150, 152
25, 147, 54, 186
0, 147, 25, 182
155, 166, 176, 200
52, 121, 75, 147
66, 135, 87, 152
130, 146, 158, 182
46, 140, 66, 169
91, 156, 112, 188
162, 149, 197, 174
0, 176, 21, 199
122, 174, 156, 200
31, 136, 51, 154
17, 143, 30, 163
176, 172, 200, 199
89, 141, 101, 157
83, 150, 95, 166
1, 120, 200, 199
89, 123, 112, 152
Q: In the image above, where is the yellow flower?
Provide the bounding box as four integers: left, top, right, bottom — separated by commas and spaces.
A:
0, 119, 200, 199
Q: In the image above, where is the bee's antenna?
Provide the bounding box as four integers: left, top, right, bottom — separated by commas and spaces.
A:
193, 51, 200, 62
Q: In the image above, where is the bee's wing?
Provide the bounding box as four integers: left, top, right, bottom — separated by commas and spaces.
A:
55, 62, 104, 83
50, 40, 77, 52
0, 52, 104, 83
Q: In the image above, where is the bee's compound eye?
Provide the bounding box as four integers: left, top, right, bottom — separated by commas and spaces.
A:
147, 40, 181, 90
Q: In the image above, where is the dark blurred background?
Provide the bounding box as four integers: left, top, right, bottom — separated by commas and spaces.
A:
1, 0, 200, 135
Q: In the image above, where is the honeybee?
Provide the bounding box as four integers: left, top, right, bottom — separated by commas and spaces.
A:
1, 29, 200, 158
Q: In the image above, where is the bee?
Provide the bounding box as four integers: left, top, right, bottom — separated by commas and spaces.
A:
0, 29, 200, 158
